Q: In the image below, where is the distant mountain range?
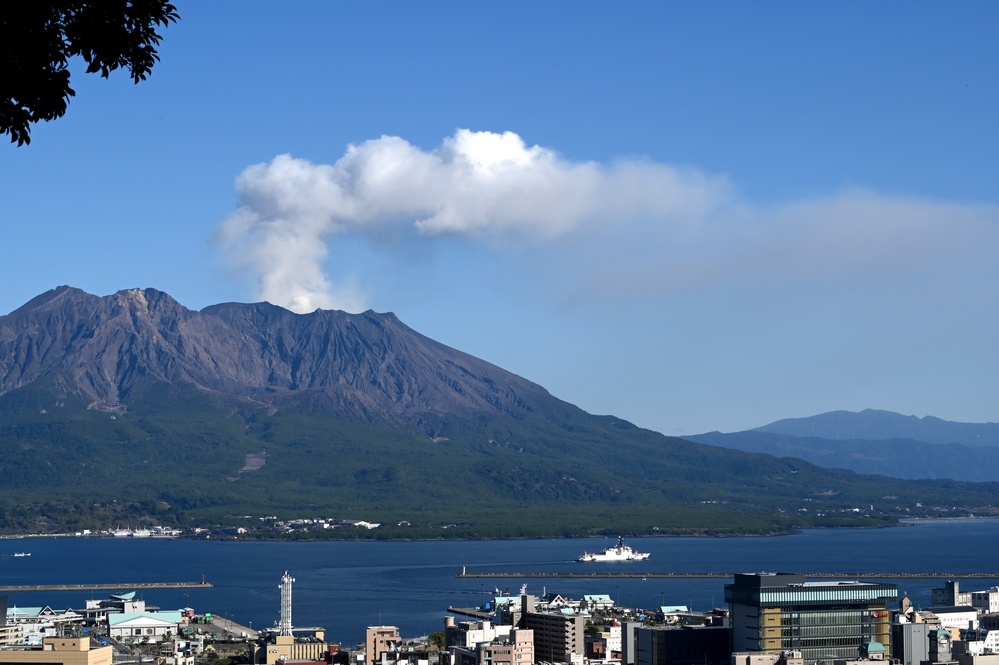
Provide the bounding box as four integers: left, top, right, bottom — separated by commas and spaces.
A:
2, 287, 998, 535
688, 409, 999, 482
759, 409, 999, 446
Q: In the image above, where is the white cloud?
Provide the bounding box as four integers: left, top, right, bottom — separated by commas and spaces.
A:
214, 129, 999, 313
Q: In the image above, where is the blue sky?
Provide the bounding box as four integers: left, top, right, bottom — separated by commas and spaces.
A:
2, 2, 998, 435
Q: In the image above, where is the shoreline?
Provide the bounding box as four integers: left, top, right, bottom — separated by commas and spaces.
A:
6, 515, 998, 543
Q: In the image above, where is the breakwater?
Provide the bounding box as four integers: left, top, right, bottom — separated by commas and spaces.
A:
0, 581, 213, 592
457, 571, 999, 579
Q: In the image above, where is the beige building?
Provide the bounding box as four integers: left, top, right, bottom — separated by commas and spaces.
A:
249, 631, 329, 664
448, 627, 534, 665
480, 628, 534, 665
0, 637, 112, 665
366, 626, 401, 665
0, 624, 24, 647
521, 611, 586, 663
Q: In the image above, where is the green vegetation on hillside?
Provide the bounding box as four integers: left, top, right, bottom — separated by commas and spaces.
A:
1, 375, 996, 537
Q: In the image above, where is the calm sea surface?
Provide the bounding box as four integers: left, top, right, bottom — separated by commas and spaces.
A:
3, 519, 998, 646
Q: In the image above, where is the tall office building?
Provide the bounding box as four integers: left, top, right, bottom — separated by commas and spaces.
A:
726, 573, 898, 665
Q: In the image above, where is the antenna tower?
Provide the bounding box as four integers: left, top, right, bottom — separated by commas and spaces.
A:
279, 570, 295, 635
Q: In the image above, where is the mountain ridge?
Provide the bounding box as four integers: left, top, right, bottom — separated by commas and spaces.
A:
688, 409, 999, 482
1, 285, 557, 434
756, 408, 999, 446
2, 287, 999, 535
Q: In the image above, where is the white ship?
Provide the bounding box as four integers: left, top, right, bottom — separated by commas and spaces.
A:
577, 536, 650, 562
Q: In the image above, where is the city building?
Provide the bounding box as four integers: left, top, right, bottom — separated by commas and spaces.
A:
582, 595, 615, 612
925, 628, 958, 665
250, 630, 331, 665
0, 637, 112, 665
634, 625, 731, 665
955, 654, 999, 665
366, 626, 401, 665
444, 618, 512, 649
832, 640, 887, 665
725, 573, 897, 665
934, 584, 972, 609
448, 628, 534, 665
731, 652, 805, 665
517, 593, 587, 665
592, 621, 622, 661
622, 621, 643, 665
925, 607, 978, 634
971, 591, 999, 616
107, 611, 183, 643
957, 627, 999, 655
6, 607, 85, 644
893, 620, 930, 665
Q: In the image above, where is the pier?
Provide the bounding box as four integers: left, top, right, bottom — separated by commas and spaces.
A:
457, 571, 999, 579
0, 581, 213, 593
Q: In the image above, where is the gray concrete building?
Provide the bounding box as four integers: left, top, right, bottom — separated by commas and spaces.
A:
893, 621, 930, 665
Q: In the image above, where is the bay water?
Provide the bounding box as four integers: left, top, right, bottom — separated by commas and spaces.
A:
2, 519, 998, 646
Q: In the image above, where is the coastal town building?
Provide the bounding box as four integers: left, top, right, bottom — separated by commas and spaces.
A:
444, 618, 513, 649
934, 583, 973, 609
925, 607, 979, 634
971, 590, 999, 616
634, 625, 731, 665
955, 655, 999, 665
925, 627, 958, 665
0, 637, 112, 665
582, 595, 615, 612
725, 573, 897, 665
731, 652, 805, 665
0, 625, 23, 648
493, 592, 589, 663
108, 611, 184, 643
446, 627, 534, 665
831, 640, 887, 665
893, 620, 931, 665
586, 621, 622, 661
5, 607, 85, 645
365, 626, 401, 665
250, 630, 331, 665
957, 627, 999, 655
520, 607, 587, 664
622, 621, 642, 665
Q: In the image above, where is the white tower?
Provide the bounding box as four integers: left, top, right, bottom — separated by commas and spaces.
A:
279, 570, 294, 636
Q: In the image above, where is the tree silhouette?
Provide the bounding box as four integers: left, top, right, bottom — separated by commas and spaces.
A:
0, 1, 179, 146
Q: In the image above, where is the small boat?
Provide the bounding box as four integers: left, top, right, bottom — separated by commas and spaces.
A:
577, 536, 650, 562
12, 552, 30, 557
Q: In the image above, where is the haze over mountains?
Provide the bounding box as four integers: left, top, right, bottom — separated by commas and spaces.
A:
1, 286, 998, 535
688, 410, 999, 482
